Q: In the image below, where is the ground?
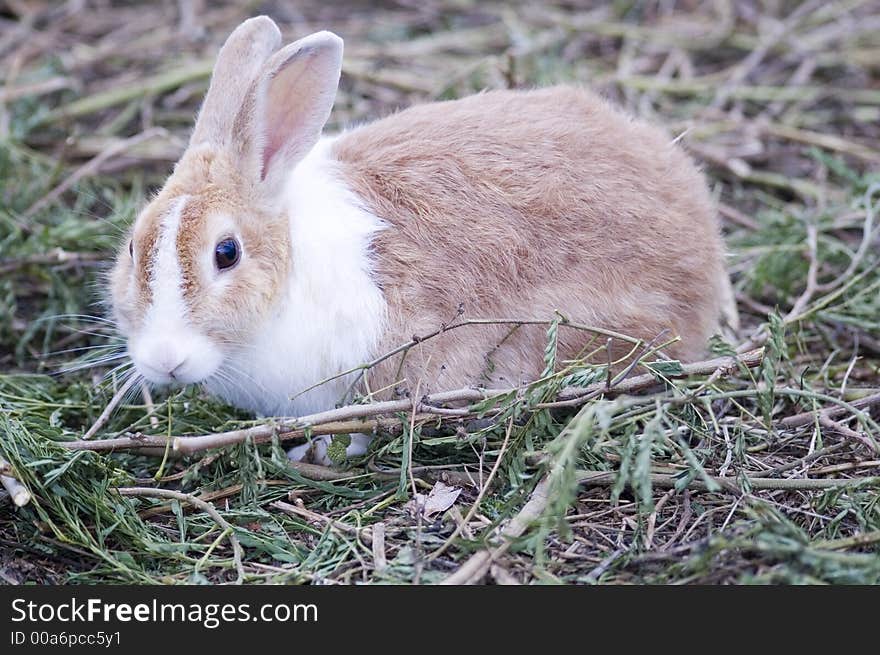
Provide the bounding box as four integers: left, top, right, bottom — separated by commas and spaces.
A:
1, 0, 879, 584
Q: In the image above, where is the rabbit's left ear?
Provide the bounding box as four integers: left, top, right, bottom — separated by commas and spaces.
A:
238, 31, 344, 194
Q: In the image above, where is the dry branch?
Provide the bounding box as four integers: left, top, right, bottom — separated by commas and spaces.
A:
0, 456, 31, 508
62, 349, 765, 455
780, 391, 880, 429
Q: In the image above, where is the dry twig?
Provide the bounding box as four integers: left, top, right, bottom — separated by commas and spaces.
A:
62, 349, 765, 455
0, 456, 31, 508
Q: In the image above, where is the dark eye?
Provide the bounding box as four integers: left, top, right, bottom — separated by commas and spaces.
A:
215, 238, 240, 270
128, 240, 133, 257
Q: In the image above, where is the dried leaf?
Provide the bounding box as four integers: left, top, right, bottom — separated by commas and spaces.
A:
406, 481, 462, 519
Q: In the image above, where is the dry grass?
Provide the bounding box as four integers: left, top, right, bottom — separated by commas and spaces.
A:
1, 0, 879, 585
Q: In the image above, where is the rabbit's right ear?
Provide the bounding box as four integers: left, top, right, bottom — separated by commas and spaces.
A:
252, 31, 343, 189
228, 31, 343, 198
189, 16, 281, 147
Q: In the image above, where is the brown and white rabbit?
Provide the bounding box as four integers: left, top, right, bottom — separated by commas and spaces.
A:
109, 16, 734, 462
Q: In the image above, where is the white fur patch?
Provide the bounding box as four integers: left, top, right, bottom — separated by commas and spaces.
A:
205, 137, 388, 417
148, 196, 189, 328
130, 195, 224, 384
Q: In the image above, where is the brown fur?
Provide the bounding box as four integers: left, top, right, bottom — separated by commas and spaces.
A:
333, 86, 725, 394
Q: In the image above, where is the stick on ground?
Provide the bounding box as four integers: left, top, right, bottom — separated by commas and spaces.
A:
61, 348, 765, 455
0, 456, 31, 508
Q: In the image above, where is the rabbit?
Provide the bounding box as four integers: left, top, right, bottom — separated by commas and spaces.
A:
109, 16, 736, 464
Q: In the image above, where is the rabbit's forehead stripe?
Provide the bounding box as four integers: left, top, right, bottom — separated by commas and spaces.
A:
145, 196, 189, 324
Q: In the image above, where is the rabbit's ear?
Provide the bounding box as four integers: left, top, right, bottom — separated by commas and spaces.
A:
244, 31, 343, 192
190, 16, 281, 147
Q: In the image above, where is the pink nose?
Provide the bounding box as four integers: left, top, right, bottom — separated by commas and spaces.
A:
144, 342, 187, 378
130, 327, 221, 386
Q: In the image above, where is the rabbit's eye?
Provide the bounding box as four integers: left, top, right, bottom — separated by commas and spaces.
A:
128, 240, 133, 258
215, 238, 240, 271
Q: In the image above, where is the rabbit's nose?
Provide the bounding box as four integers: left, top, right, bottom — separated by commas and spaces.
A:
167, 358, 188, 380
131, 329, 223, 386
143, 342, 187, 378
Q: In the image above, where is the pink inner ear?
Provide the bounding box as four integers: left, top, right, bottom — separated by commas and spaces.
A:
261, 140, 281, 180
260, 51, 320, 180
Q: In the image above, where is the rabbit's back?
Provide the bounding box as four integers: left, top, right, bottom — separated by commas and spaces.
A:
332, 86, 725, 392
